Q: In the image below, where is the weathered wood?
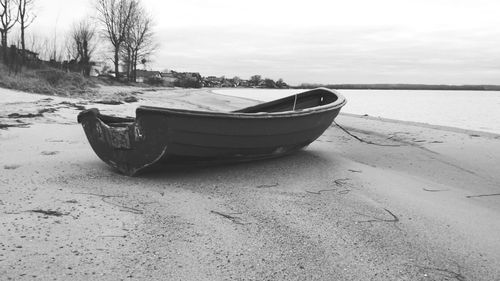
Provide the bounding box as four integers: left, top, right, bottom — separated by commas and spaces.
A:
78, 88, 347, 175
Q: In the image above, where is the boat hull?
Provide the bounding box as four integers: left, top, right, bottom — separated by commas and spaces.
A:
78, 88, 346, 175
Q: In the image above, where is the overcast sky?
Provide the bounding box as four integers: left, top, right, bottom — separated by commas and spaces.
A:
28, 0, 500, 85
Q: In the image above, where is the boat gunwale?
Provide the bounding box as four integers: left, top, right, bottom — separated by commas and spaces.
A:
135, 88, 347, 120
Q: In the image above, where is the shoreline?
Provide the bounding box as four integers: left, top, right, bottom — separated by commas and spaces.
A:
3, 85, 500, 137
339, 112, 500, 139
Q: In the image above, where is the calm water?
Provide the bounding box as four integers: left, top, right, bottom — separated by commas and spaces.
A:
214, 89, 500, 134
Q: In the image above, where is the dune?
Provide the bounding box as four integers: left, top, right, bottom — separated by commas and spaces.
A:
1, 86, 499, 280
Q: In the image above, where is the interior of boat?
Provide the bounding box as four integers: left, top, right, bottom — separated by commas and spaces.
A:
233, 88, 338, 113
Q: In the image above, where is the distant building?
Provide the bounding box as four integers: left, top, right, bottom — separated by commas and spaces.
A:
0, 46, 39, 66
238, 80, 250, 87
203, 76, 223, 87
221, 80, 235, 88
257, 80, 267, 88
18, 49, 39, 61
160, 72, 177, 84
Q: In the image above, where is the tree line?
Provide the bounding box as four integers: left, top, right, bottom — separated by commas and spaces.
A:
0, 0, 155, 82
249, 75, 288, 88
201, 75, 288, 88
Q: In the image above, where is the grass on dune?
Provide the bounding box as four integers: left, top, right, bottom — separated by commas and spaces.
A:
0, 63, 98, 97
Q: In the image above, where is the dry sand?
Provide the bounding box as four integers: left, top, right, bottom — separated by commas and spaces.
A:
1, 86, 499, 280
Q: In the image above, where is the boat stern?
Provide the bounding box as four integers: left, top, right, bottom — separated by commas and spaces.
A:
77, 109, 168, 176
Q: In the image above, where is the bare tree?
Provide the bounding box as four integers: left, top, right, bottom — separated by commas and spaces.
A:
15, 0, 36, 58
232, 76, 241, 86
67, 19, 96, 76
276, 78, 288, 88
250, 75, 262, 86
25, 33, 43, 58
122, 2, 154, 82
0, 0, 18, 60
96, 0, 136, 80
37, 36, 52, 60
24, 33, 56, 61
121, 35, 132, 80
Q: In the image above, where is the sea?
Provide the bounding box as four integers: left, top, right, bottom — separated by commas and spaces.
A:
213, 89, 500, 135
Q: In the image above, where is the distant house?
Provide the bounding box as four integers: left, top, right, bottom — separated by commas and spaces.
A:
0, 46, 39, 66
238, 80, 250, 87
257, 80, 267, 88
18, 49, 39, 61
221, 80, 235, 88
160, 71, 177, 85
136, 70, 162, 82
203, 76, 223, 87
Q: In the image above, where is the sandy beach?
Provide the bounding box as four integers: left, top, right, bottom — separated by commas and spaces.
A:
1, 87, 500, 280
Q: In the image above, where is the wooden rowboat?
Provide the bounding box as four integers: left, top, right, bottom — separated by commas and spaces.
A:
77, 88, 346, 176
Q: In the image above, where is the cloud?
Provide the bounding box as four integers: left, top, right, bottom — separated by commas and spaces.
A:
151, 25, 500, 84
23, 0, 500, 85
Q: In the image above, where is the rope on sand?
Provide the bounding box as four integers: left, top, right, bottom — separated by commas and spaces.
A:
333, 121, 402, 147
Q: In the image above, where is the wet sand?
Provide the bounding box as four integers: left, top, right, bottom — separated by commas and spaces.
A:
1, 87, 499, 280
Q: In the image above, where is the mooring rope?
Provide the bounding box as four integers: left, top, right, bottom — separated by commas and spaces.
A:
333, 121, 401, 147
292, 94, 298, 111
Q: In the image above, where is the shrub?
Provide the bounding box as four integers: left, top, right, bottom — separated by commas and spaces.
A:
174, 78, 202, 88
36, 69, 66, 86
0, 63, 96, 97
145, 76, 164, 86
